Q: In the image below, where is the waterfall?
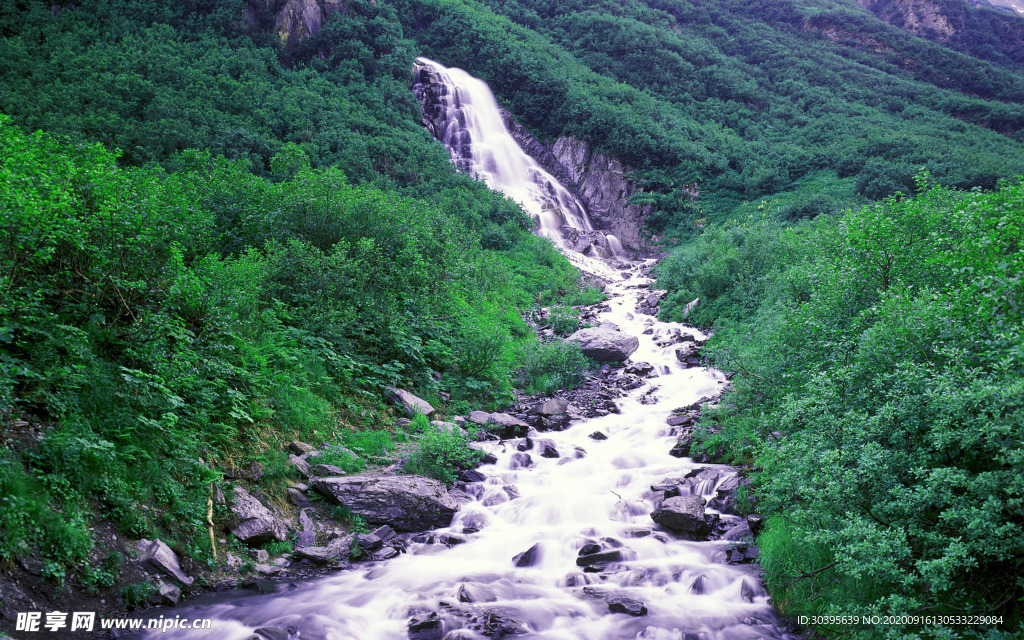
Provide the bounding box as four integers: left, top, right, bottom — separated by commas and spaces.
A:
134, 61, 795, 640
414, 57, 627, 258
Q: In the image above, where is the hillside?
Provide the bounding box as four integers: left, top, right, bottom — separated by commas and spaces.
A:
1, 0, 1022, 636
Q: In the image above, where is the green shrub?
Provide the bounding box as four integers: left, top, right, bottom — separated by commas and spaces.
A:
513, 340, 595, 395
549, 305, 580, 336
404, 423, 482, 485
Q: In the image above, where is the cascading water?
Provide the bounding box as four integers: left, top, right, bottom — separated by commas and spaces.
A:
413, 58, 624, 258
137, 62, 796, 640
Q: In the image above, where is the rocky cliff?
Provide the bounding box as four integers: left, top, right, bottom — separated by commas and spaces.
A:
503, 116, 656, 256
246, 0, 345, 48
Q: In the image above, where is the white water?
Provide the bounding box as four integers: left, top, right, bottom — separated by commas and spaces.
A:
415, 57, 624, 257
138, 63, 793, 640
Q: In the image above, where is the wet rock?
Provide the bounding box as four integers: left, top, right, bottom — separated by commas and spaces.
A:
691, 575, 706, 594
461, 512, 488, 534
747, 514, 765, 535
137, 538, 193, 586
480, 452, 499, 465
589, 431, 608, 441
250, 549, 270, 563
608, 596, 647, 616
407, 613, 444, 640
512, 542, 542, 567
252, 625, 299, 640
503, 485, 520, 500
154, 581, 181, 606
355, 533, 383, 552
537, 439, 559, 458
668, 440, 691, 458
456, 583, 496, 605
516, 437, 533, 451
650, 495, 715, 536
567, 327, 639, 362
385, 386, 435, 418
481, 609, 528, 637
624, 361, 654, 377
487, 413, 530, 438
459, 469, 487, 483
666, 413, 694, 427
228, 487, 290, 546
575, 550, 625, 568
313, 475, 459, 532
509, 452, 533, 469
373, 547, 400, 561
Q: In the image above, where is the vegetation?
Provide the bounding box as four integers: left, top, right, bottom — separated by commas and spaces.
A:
661, 177, 1024, 636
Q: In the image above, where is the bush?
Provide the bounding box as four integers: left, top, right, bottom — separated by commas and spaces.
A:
403, 423, 482, 485
513, 340, 595, 395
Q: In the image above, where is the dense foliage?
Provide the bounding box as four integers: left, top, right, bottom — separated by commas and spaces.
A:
659, 178, 1024, 636
393, 0, 1024, 234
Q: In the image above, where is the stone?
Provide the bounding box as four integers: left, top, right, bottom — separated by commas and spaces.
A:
468, 410, 491, 424
137, 538, 193, 586
407, 613, 443, 640
288, 441, 315, 455
537, 439, 559, 458
384, 386, 435, 418
229, 486, 290, 546
668, 440, 691, 458
299, 509, 315, 532
482, 610, 528, 637
512, 542, 542, 567
486, 412, 530, 438
155, 581, 181, 606
666, 414, 693, 427
651, 495, 715, 536
747, 514, 766, 535
313, 475, 459, 532
250, 549, 270, 563
250, 461, 264, 482
296, 530, 317, 548
372, 525, 397, 542
288, 454, 311, 477
310, 464, 347, 476
575, 550, 625, 567
457, 582, 496, 603
608, 596, 647, 616
252, 626, 299, 640
675, 343, 699, 362
287, 488, 311, 507
589, 431, 608, 441
567, 327, 639, 362
293, 546, 341, 565
535, 398, 569, 415
459, 469, 487, 483
373, 547, 399, 561
509, 452, 533, 469
254, 563, 282, 575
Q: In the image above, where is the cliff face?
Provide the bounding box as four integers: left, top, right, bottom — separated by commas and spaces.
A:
246, 0, 344, 48
855, 0, 956, 39
504, 117, 655, 257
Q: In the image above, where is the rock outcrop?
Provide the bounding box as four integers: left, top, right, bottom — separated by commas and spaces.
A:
229, 486, 291, 545
313, 475, 459, 531
246, 0, 344, 48
568, 327, 639, 362
504, 119, 656, 256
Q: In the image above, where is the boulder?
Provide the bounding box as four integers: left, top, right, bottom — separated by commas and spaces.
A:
512, 542, 542, 567
229, 486, 290, 546
468, 410, 491, 425
535, 398, 569, 416
567, 328, 639, 362
288, 454, 311, 477
288, 441, 316, 455
310, 463, 347, 476
384, 386, 435, 418
487, 412, 530, 438
651, 495, 714, 536
608, 596, 647, 616
137, 539, 193, 586
313, 475, 458, 532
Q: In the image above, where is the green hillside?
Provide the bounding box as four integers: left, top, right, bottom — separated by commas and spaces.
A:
1, 0, 1022, 634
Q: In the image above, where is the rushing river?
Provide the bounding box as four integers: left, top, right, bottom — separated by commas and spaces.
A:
139, 60, 794, 640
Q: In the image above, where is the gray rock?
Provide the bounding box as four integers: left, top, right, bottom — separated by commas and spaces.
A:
254, 563, 282, 575
608, 596, 647, 616
373, 547, 399, 561
155, 581, 181, 606
299, 509, 315, 532
296, 530, 317, 548
651, 495, 714, 536
535, 398, 569, 415
568, 328, 639, 362
137, 539, 193, 586
537, 439, 559, 458
229, 486, 289, 546
292, 546, 340, 565
288, 454, 310, 477
512, 542, 542, 567
384, 386, 435, 418
310, 464, 348, 476
287, 488, 311, 507
288, 441, 316, 455
313, 475, 458, 532
468, 410, 491, 424
487, 412, 530, 438
249, 549, 270, 563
